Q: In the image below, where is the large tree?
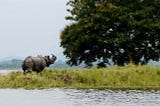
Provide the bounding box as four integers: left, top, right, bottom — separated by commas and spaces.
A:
60, 0, 160, 67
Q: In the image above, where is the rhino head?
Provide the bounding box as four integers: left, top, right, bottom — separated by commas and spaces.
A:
50, 54, 57, 64
45, 54, 57, 67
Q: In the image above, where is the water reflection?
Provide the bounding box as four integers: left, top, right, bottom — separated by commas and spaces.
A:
64, 89, 160, 106
0, 89, 160, 106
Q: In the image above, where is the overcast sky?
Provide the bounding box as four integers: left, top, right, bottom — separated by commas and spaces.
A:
0, 0, 70, 61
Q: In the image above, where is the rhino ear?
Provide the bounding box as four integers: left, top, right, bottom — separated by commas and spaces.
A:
51, 54, 55, 57
44, 56, 50, 61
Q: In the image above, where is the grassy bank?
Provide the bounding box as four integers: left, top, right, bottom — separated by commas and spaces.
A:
0, 64, 160, 90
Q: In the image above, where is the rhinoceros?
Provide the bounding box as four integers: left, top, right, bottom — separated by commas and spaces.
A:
22, 54, 57, 74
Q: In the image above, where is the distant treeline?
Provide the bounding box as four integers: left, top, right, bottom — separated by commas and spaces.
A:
0, 59, 84, 70
0, 59, 22, 70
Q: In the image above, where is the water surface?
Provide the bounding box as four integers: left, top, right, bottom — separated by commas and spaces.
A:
0, 70, 19, 75
0, 89, 160, 106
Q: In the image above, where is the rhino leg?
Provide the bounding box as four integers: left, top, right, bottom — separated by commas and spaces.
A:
23, 67, 32, 75
23, 70, 26, 75
22, 66, 27, 75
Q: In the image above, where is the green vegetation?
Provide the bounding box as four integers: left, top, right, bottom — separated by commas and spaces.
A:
0, 65, 160, 90
61, 0, 160, 67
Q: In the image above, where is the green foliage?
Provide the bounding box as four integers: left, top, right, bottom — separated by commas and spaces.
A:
61, 0, 160, 67
0, 65, 160, 90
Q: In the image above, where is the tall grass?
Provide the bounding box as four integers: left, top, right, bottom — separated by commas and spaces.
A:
0, 65, 160, 89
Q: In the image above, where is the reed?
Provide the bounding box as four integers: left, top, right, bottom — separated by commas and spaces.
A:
0, 65, 160, 90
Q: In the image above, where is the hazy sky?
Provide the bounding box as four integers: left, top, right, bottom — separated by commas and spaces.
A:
0, 0, 70, 60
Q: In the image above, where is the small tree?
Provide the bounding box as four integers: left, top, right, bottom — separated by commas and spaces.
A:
60, 0, 160, 67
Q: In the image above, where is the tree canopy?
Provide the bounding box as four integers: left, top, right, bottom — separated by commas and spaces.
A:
60, 0, 160, 67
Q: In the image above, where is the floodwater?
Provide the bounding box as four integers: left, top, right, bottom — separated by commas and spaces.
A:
0, 89, 160, 106
0, 70, 19, 75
